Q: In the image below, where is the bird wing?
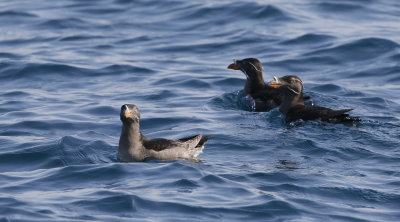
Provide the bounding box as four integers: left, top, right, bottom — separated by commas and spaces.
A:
143, 134, 205, 152
142, 138, 181, 151
178, 134, 201, 142
287, 105, 355, 122
178, 134, 203, 148
179, 134, 211, 148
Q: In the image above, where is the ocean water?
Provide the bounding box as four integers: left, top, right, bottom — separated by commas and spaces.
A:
0, 0, 400, 221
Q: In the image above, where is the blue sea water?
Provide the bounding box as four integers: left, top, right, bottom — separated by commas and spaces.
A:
0, 0, 400, 221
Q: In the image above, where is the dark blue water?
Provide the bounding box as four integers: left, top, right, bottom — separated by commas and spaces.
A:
1, 0, 400, 221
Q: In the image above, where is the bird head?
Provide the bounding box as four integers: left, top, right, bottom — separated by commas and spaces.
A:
228, 58, 264, 81
120, 104, 141, 123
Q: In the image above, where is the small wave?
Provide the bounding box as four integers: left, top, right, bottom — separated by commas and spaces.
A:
213, 77, 244, 88
0, 37, 57, 46
36, 18, 91, 30
152, 41, 234, 54
280, 33, 336, 46
0, 63, 154, 80
200, 174, 226, 184
389, 53, 400, 62
304, 38, 399, 62
59, 35, 107, 42
1, 91, 30, 97
161, 178, 200, 193
0, 10, 38, 18
388, 74, 400, 83
10, 120, 76, 131
80, 105, 118, 116
114, 0, 136, 4
358, 97, 390, 110
248, 171, 297, 183
0, 52, 24, 60
311, 84, 343, 93
0, 63, 88, 80
142, 90, 178, 101
165, 178, 199, 188
266, 56, 341, 72
153, 78, 211, 89
209, 91, 250, 111
237, 200, 301, 219
22, 164, 128, 192
78, 8, 126, 15
349, 66, 400, 82
316, 2, 368, 12
270, 38, 399, 72
115, 36, 153, 44
140, 116, 204, 134
0, 135, 115, 173
314, 186, 400, 206
250, 5, 293, 21
0, 143, 62, 173
100, 64, 155, 75
179, 3, 293, 22
0, 197, 52, 220
73, 194, 137, 214
179, 79, 211, 88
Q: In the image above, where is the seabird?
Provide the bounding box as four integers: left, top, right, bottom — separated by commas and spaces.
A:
269, 75, 361, 123
227, 58, 309, 111
118, 104, 211, 162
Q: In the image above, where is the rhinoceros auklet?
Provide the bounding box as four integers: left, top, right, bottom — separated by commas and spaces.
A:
228, 58, 309, 111
269, 76, 361, 123
118, 104, 211, 162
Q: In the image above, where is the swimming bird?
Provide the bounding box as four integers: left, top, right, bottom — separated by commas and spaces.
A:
269, 75, 361, 123
118, 104, 211, 162
227, 58, 309, 111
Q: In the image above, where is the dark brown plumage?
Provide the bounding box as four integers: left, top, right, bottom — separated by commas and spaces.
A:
228, 58, 281, 111
285, 105, 359, 123
228, 58, 309, 111
270, 76, 361, 123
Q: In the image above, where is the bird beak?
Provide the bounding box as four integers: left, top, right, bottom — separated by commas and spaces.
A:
268, 81, 282, 88
123, 105, 131, 118
268, 76, 282, 88
227, 59, 239, 70
227, 63, 239, 70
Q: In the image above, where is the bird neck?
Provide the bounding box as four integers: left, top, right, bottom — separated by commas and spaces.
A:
244, 71, 266, 95
119, 122, 144, 152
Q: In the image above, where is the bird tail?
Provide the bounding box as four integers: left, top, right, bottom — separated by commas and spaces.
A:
196, 136, 212, 148
339, 108, 354, 113
338, 109, 361, 123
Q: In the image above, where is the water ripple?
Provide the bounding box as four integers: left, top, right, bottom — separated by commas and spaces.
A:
1, 0, 400, 221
